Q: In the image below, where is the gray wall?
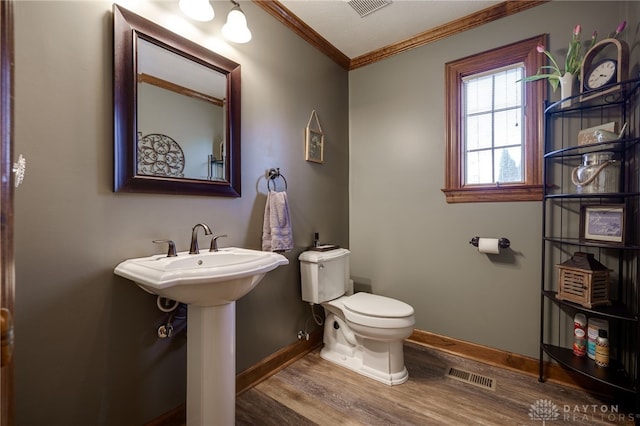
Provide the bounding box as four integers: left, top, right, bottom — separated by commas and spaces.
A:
13, 1, 348, 424
11, 0, 638, 424
349, 1, 634, 359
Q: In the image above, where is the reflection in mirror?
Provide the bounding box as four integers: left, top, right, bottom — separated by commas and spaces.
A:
137, 38, 227, 181
114, 5, 241, 196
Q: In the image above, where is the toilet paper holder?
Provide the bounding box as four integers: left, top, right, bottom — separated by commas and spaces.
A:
469, 236, 510, 249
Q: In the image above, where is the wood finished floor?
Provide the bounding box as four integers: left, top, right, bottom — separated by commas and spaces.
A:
236, 342, 636, 425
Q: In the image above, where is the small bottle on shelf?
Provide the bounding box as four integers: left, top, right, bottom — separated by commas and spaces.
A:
573, 313, 587, 357
595, 329, 610, 367
587, 318, 609, 360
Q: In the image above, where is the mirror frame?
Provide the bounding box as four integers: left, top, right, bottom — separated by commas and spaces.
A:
113, 5, 241, 197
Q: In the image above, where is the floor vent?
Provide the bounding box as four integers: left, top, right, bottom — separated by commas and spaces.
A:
445, 367, 496, 391
347, 0, 392, 18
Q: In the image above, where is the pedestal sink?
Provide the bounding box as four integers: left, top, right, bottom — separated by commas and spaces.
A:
114, 247, 289, 425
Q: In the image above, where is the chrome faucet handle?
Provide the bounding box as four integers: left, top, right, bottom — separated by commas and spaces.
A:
189, 223, 213, 254
153, 240, 178, 257
209, 234, 228, 252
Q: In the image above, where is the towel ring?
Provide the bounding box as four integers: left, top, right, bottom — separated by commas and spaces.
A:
267, 168, 288, 192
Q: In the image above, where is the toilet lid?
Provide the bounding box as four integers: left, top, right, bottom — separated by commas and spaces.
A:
342, 292, 414, 318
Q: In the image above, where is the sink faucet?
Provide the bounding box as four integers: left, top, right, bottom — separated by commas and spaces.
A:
189, 223, 213, 254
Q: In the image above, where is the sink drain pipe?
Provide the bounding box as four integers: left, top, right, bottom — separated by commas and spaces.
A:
156, 296, 185, 338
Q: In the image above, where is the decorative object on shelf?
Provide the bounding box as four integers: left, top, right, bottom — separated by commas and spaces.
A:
572, 313, 587, 357
137, 133, 185, 178
558, 72, 577, 108
571, 152, 620, 194
518, 25, 595, 92
556, 252, 610, 308
595, 122, 627, 143
580, 204, 625, 244
580, 38, 629, 102
305, 110, 324, 164
577, 121, 617, 146
587, 317, 609, 360
584, 58, 617, 89
594, 329, 610, 367
519, 21, 626, 107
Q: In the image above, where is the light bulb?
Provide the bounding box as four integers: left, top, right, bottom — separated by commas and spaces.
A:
222, 7, 252, 43
179, 0, 214, 22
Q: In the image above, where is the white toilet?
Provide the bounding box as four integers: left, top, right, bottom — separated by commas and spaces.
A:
299, 248, 415, 385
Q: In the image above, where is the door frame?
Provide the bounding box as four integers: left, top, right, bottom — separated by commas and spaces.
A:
0, 1, 16, 425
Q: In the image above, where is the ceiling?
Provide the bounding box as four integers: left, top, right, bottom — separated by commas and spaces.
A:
262, 0, 548, 69
277, 0, 502, 59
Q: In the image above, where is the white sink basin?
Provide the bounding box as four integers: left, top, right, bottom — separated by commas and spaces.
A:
114, 247, 289, 306
115, 245, 289, 424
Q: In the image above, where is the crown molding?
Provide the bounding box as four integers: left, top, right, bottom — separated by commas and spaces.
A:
252, 0, 351, 70
254, 0, 548, 71
350, 0, 549, 69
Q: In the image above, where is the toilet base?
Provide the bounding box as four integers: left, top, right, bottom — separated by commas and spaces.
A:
320, 346, 409, 385
320, 312, 410, 385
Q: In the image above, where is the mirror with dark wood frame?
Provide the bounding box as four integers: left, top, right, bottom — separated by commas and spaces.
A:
113, 4, 241, 197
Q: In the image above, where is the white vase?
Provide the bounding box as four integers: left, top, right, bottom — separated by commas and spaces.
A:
559, 72, 575, 108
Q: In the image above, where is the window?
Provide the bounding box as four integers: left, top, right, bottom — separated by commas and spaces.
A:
442, 35, 546, 203
464, 65, 524, 184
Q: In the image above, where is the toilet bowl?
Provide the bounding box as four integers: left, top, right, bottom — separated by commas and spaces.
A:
321, 292, 415, 385
299, 249, 415, 385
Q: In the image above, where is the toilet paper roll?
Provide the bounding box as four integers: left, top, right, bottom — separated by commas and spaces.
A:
478, 238, 500, 254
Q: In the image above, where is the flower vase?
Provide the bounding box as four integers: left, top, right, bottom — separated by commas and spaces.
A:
559, 72, 576, 108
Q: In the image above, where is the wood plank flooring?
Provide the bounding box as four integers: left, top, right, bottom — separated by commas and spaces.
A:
236, 342, 636, 425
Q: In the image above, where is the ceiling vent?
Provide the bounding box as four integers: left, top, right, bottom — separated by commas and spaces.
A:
347, 0, 392, 18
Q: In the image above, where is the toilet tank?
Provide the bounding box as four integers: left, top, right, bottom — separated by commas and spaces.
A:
299, 248, 350, 304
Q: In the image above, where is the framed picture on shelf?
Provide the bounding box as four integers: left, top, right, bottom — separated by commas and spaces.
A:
580, 204, 625, 244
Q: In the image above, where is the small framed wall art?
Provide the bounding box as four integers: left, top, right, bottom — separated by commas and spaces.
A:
305, 110, 324, 163
580, 204, 625, 244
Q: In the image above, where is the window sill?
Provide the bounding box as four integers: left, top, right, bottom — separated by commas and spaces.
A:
441, 184, 543, 203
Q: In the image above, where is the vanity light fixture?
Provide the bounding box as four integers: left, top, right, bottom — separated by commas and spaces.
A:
179, 0, 214, 22
222, 0, 252, 43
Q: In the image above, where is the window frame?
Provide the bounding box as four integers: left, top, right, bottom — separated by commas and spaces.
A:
442, 34, 547, 203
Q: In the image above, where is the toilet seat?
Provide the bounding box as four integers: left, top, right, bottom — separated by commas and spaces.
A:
335, 292, 415, 329
343, 292, 414, 317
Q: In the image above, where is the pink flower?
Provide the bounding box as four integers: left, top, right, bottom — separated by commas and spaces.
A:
536, 44, 545, 53
573, 24, 581, 36
591, 30, 597, 41
610, 21, 627, 39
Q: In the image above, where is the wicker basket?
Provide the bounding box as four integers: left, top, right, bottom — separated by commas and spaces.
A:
556, 252, 610, 308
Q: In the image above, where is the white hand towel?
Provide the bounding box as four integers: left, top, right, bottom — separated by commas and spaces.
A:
262, 191, 293, 252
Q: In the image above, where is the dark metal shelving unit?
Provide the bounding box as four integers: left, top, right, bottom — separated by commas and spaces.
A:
540, 79, 640, 407
543, 344, 636, 392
